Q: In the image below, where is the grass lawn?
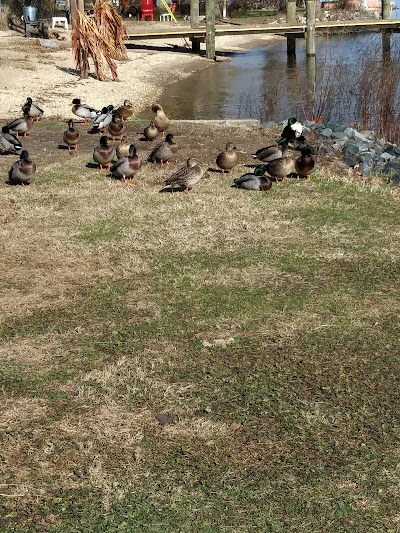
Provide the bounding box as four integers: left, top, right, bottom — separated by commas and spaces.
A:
0, 121, 399, 532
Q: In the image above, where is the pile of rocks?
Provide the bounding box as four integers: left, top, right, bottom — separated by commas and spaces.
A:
264, 119, 400, 186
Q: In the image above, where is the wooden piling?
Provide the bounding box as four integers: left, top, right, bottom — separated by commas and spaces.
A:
287, 0, 296, 24
206, 0, 216, 60
190, 0, 200, 29
306, 0, 316, 57
382, 30, 391, 64
382, 0, 391, 20
287, 35, 296, 56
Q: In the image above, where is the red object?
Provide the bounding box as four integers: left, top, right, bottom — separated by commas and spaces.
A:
170, 2, 176, 12
141, 0, 154, 20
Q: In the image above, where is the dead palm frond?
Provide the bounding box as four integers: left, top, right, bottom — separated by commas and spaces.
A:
94, 0, 128, 61
72, 1, 127, 81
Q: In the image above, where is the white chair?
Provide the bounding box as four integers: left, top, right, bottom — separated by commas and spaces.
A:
51, 16, 68, 30
160, 13, 171, 21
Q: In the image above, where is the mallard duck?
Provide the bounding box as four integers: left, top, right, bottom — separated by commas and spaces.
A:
108, 112, 124, 141
281, 117, 305, 142
252, 138, 291, 162
8, 150, 36, 185
116, 136, 130, 159
111, 144, 141, 181
6, 115, 33, 138
71, 98, 98, 123
233, 164, 272, 191
63, 119, 80, 152
148, 133, 177, 166
295, 147, 315, 181
216, 142, 238, 173
281, 117, 304, 141
93, 136, 116, 171
152, 104, 170, 134
92, 105, 114, 132
0, 126, 22, 154
160, 158, 204, 193
115, 99, 133, 121
22, 97, 43, 122
143, 121, 158, 141
264, 149, 295, 182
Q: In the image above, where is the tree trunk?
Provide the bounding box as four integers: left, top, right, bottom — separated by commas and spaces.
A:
206, 0, 215, 60
190, 0, 199, 28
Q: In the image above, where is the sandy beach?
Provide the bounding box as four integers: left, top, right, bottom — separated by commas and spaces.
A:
0, 24, 281, 120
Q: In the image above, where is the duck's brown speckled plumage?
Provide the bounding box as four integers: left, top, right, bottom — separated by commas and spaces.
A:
295, 147, 315, 181
264, 149, 295, 182
108, 112, 124, 140
63, 120, 80, 152
216, 142, 238, 173
148, 133, 177, 165
143, 121, 158, 141
93, 136, 116, 171
8, 150, 36, 185
152, 104, 170, 133
161, 158, 204, 193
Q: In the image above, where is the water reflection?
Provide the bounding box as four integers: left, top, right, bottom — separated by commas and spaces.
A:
159, 32, 400, 127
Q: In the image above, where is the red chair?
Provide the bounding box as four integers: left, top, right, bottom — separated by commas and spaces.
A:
141, 0, 154, 20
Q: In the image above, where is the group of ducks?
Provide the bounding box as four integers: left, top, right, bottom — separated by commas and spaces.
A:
0, 97, 316, 191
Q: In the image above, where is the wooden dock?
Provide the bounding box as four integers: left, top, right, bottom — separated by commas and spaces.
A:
126, 18, 400, 53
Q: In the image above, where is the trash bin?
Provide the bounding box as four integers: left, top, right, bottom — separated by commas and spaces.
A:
23, 5, 38, 22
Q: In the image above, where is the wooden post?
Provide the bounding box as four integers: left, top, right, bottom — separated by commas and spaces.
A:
206, 0, 215, 60
306, 55, 317, 118
287, 35, 296, 56
382, 30, 391, 64
190, 0, 199, 29
287, 0, 296, 24
382, 0, 391, 19
306, 0, 316, 57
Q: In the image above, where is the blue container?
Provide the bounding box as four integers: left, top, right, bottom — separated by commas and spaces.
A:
23, 5, 38, 21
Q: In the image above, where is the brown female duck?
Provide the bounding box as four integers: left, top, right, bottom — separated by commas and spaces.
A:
216, 142, 238, 173
160, 158, 204, 193
63, 120, 80, 152
115, 99, 133, 121
152, 104, 170, 134
116, 136, 130, 159
264, 149, 295, 182
93, 136, 116, 171
143, 121, 158, 141
295, 147, 315, 181
108, 112, 124, 141
148, 133, 177, 166
8, 150, 36, 185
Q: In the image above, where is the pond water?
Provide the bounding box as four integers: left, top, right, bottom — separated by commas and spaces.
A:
158, 31, 400, 127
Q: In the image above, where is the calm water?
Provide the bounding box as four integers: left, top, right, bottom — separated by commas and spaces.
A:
159, 31, 400, 125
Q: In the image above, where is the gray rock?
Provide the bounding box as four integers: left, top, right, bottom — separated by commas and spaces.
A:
332, 140, 347, 151
360, 163, 372, 177
319, 127, 333, 139
359, 152, 374, 164
344, 127, 356, 138
263, 121, 276, 129
379, 152, 395, 162
383, 145, 400, 156
344, 143, 360, 156
389, 174, 400, 185
344, 156, 358, 167
354, 130, 369, 143
332, 131, 348, 141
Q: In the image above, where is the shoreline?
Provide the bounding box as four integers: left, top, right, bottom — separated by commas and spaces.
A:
0, 27, 281, 121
